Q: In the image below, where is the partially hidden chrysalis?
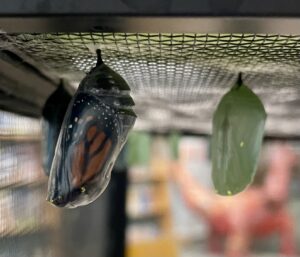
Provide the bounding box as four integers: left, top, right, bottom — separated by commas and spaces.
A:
42, 82, 72, 176
47, 50, 136, 208
211, 73, 266, 196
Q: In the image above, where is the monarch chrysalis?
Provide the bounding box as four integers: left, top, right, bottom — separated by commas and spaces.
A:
47, 50, 136, 208
42, 82, 72, 176
211, 73, 266, 196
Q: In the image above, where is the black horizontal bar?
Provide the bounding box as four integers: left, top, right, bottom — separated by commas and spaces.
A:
1, 0, 300, 33
1, 0, 300, 16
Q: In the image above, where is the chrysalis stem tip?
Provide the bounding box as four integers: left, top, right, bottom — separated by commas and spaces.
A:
237, 72, 243, 87
96, 49, 103, 66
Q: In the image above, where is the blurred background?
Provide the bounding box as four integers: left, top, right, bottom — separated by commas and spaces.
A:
0, 109, 299, 257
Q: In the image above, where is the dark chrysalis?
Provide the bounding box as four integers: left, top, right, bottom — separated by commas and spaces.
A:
211, 73, 266, 196
42, 82, 72, 176
47, 50, 136, 208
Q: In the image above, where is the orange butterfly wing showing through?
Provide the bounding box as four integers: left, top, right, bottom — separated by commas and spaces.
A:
71, 124, 112, 188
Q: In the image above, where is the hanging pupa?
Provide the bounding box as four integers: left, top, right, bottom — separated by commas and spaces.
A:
211, 73, 266, 196
47, 50, 136, 208
42, 81, 73, 176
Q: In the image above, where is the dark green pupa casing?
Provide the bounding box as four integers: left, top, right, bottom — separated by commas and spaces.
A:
211, 74, 266, 196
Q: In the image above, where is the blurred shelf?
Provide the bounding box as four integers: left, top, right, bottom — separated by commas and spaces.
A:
129, 210, 165, 222
129, 174, 168, 184
0, 198, 60, 238
176, 233, 206, 246
0, 209, 59, 238
0, 179, 46, 191
127, 136, 177, 257
0, 134, 42, 142
0, 225, 55, 238
126, 236, 178, 257
127, 185, 169, 219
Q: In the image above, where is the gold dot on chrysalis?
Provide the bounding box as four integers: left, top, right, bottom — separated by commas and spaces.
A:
227, 190, 232, 195
240, 141, 244, 147
81, 187, 86, 193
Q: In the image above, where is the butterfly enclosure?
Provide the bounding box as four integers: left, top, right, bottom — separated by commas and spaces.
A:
1, 1, 300, 257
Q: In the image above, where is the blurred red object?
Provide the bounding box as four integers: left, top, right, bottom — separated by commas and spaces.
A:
173, 143, 297, 257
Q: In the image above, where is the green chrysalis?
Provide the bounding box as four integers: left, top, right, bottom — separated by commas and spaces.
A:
212, 74, 267, 196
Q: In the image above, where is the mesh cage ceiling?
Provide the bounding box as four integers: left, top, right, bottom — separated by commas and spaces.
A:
1, 33, 300, 136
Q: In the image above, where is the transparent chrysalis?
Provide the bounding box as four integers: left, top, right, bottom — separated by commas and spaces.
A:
47, 50, 136, 208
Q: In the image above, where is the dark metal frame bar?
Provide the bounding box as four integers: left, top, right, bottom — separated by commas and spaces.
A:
1, 0, 300, 16
1, 0, 300, 33
2, 17, 300, 33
